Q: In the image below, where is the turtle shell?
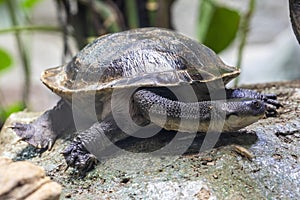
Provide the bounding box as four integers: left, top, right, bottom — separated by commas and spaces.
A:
41, 28, 239, 100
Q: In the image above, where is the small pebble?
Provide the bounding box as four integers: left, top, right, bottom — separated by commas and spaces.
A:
65, 193, 72, 198
232, 145, 254, 160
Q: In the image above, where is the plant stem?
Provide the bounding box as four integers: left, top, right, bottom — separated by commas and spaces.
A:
0, 89, 7, 119
6, 0, 31, 108
198, 0, 215, 43
0, 25, 60, 34
92, 0, 122, 33
125, 0, 139, 28
234, 0, 256, 87
154, 0, 175, 28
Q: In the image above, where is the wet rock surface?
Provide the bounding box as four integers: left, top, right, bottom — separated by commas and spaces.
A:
0, 157, 61, 200
0, 80, 299, 199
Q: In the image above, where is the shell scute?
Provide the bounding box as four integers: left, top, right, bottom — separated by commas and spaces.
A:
41, 28, 239, 96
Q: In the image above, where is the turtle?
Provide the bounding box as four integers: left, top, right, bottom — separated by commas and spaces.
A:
12, 27, 282, 175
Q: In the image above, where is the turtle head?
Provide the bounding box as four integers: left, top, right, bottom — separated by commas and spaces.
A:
222, 99, 265, 132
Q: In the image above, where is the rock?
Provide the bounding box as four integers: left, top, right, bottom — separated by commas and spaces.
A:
0, 157, 61, 200
0, 80, 300, 199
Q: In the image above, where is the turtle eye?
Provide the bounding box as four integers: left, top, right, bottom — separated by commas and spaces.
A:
251, 100, 261, 109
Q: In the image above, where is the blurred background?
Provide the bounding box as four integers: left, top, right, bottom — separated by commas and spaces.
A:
0, 0, 299, 127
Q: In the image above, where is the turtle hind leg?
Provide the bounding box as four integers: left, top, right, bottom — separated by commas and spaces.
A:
11, 99, 75, 150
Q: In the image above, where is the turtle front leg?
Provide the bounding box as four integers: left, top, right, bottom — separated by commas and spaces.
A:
225, 88, 283, 115
62, 115, 127, 175
61, 136, 97, 175
11, 99, 75, 150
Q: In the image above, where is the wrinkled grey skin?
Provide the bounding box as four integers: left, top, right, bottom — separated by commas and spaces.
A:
12, 28, 283, 176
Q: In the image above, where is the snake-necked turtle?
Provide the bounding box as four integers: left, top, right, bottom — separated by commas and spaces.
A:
12, 28, 282, 174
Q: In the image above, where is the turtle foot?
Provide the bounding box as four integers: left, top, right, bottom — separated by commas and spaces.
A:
261, 94, 283, 117
11, 99, 74, 150
62, 137, 98, 176
11, 121, 56, 150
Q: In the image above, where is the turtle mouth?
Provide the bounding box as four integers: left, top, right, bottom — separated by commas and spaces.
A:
223, 115, 261, 132
221, 99, 265, 132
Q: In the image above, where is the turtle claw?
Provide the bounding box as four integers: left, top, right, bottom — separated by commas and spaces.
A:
11, 122, 57, 150
37, 143, 43, 149
261, 94, 283, 117
263, 93, 277, 100
62, 137, 98, 176
48, 140, 54, 151
264, 98, 283, 109
265, 104, 278, 117
63, 165, 70, 173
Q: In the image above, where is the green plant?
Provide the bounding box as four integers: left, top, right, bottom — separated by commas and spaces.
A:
0, 0, 59, 127
197, 0, 256, 87
0, 47, 21, 127
197, 0, 240, 54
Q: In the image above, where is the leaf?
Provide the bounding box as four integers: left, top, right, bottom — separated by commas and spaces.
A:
0, 48, 13, 72
0, 102, 24, 122
197, 1, 240, 53
21, 0, 43, 10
